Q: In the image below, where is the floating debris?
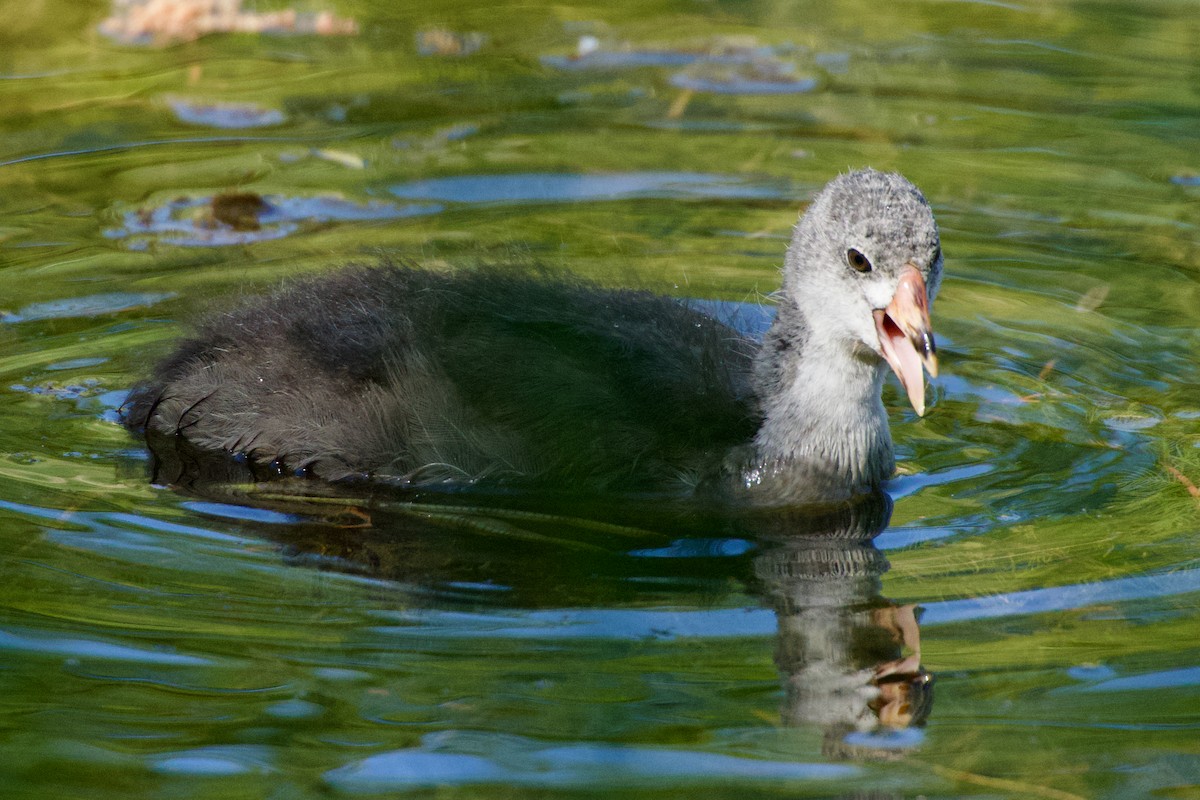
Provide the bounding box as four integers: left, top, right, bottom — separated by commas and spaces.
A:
313, 148, 367, 169
1164, 463, 1200, 506
1074, 284, 1110, 313
99, 0, 358, 46
211, 191, 270, 230
107, 193, 441, 248
666, 88, 694, 120
166, 96, 286, 128
415, 28, 485, 57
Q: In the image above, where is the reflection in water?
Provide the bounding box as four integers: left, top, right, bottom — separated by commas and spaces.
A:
749, 496, 933, 757
105, 193, 438, 248
135, 433, 933, 759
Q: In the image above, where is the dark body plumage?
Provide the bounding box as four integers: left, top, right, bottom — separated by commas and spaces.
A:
124, 265, 761, 493
124, 170, 944, 505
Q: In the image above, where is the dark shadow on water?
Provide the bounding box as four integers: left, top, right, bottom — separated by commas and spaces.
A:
132, 431, 933, 757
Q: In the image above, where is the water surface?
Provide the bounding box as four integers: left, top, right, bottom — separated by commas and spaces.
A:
2, 2, 1199, 799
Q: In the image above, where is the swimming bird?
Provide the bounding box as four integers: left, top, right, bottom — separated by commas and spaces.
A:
123, 169, 942, 505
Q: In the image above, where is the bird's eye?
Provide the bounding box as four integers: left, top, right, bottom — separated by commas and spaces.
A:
847, 248, 872, 273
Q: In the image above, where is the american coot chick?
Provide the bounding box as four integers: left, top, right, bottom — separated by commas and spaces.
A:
123, 169, 942, 505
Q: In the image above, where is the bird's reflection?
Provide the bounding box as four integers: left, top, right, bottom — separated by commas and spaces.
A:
128, 437, 932, 748
747, 495, 933, 754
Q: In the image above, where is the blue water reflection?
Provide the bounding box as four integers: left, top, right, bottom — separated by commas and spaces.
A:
325, 733, 858, 791
390, 172, 789, 204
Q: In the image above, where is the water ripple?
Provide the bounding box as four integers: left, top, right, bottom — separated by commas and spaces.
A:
1, 292, 175, 323
1081, 666, 1200, 693
367, 567, 1200, 642
0, 628, 210, 666
389, 171, 789, 205
325, 732, 857, 790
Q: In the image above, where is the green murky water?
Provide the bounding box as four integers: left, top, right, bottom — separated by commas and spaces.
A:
2, 1, 1199, 798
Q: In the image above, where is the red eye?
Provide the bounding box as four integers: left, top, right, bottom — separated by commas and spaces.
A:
847, 248, 872, 273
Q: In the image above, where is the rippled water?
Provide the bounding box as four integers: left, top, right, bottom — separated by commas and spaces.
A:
2, 2, 1199, 798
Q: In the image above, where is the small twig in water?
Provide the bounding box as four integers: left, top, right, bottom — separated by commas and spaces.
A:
925, 763, 1088, 800
667, 88, 694, 119
1164, 463, 1200, 507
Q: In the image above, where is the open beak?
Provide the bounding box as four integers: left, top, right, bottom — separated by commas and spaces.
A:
873, 263, 938, 416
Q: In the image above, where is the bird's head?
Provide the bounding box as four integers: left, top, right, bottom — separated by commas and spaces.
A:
785, 169, 942, 414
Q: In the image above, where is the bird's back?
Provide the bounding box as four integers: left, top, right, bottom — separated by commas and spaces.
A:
124, 265, 761, 493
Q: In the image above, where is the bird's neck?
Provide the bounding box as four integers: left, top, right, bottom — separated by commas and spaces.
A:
741, 303, 894, 503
